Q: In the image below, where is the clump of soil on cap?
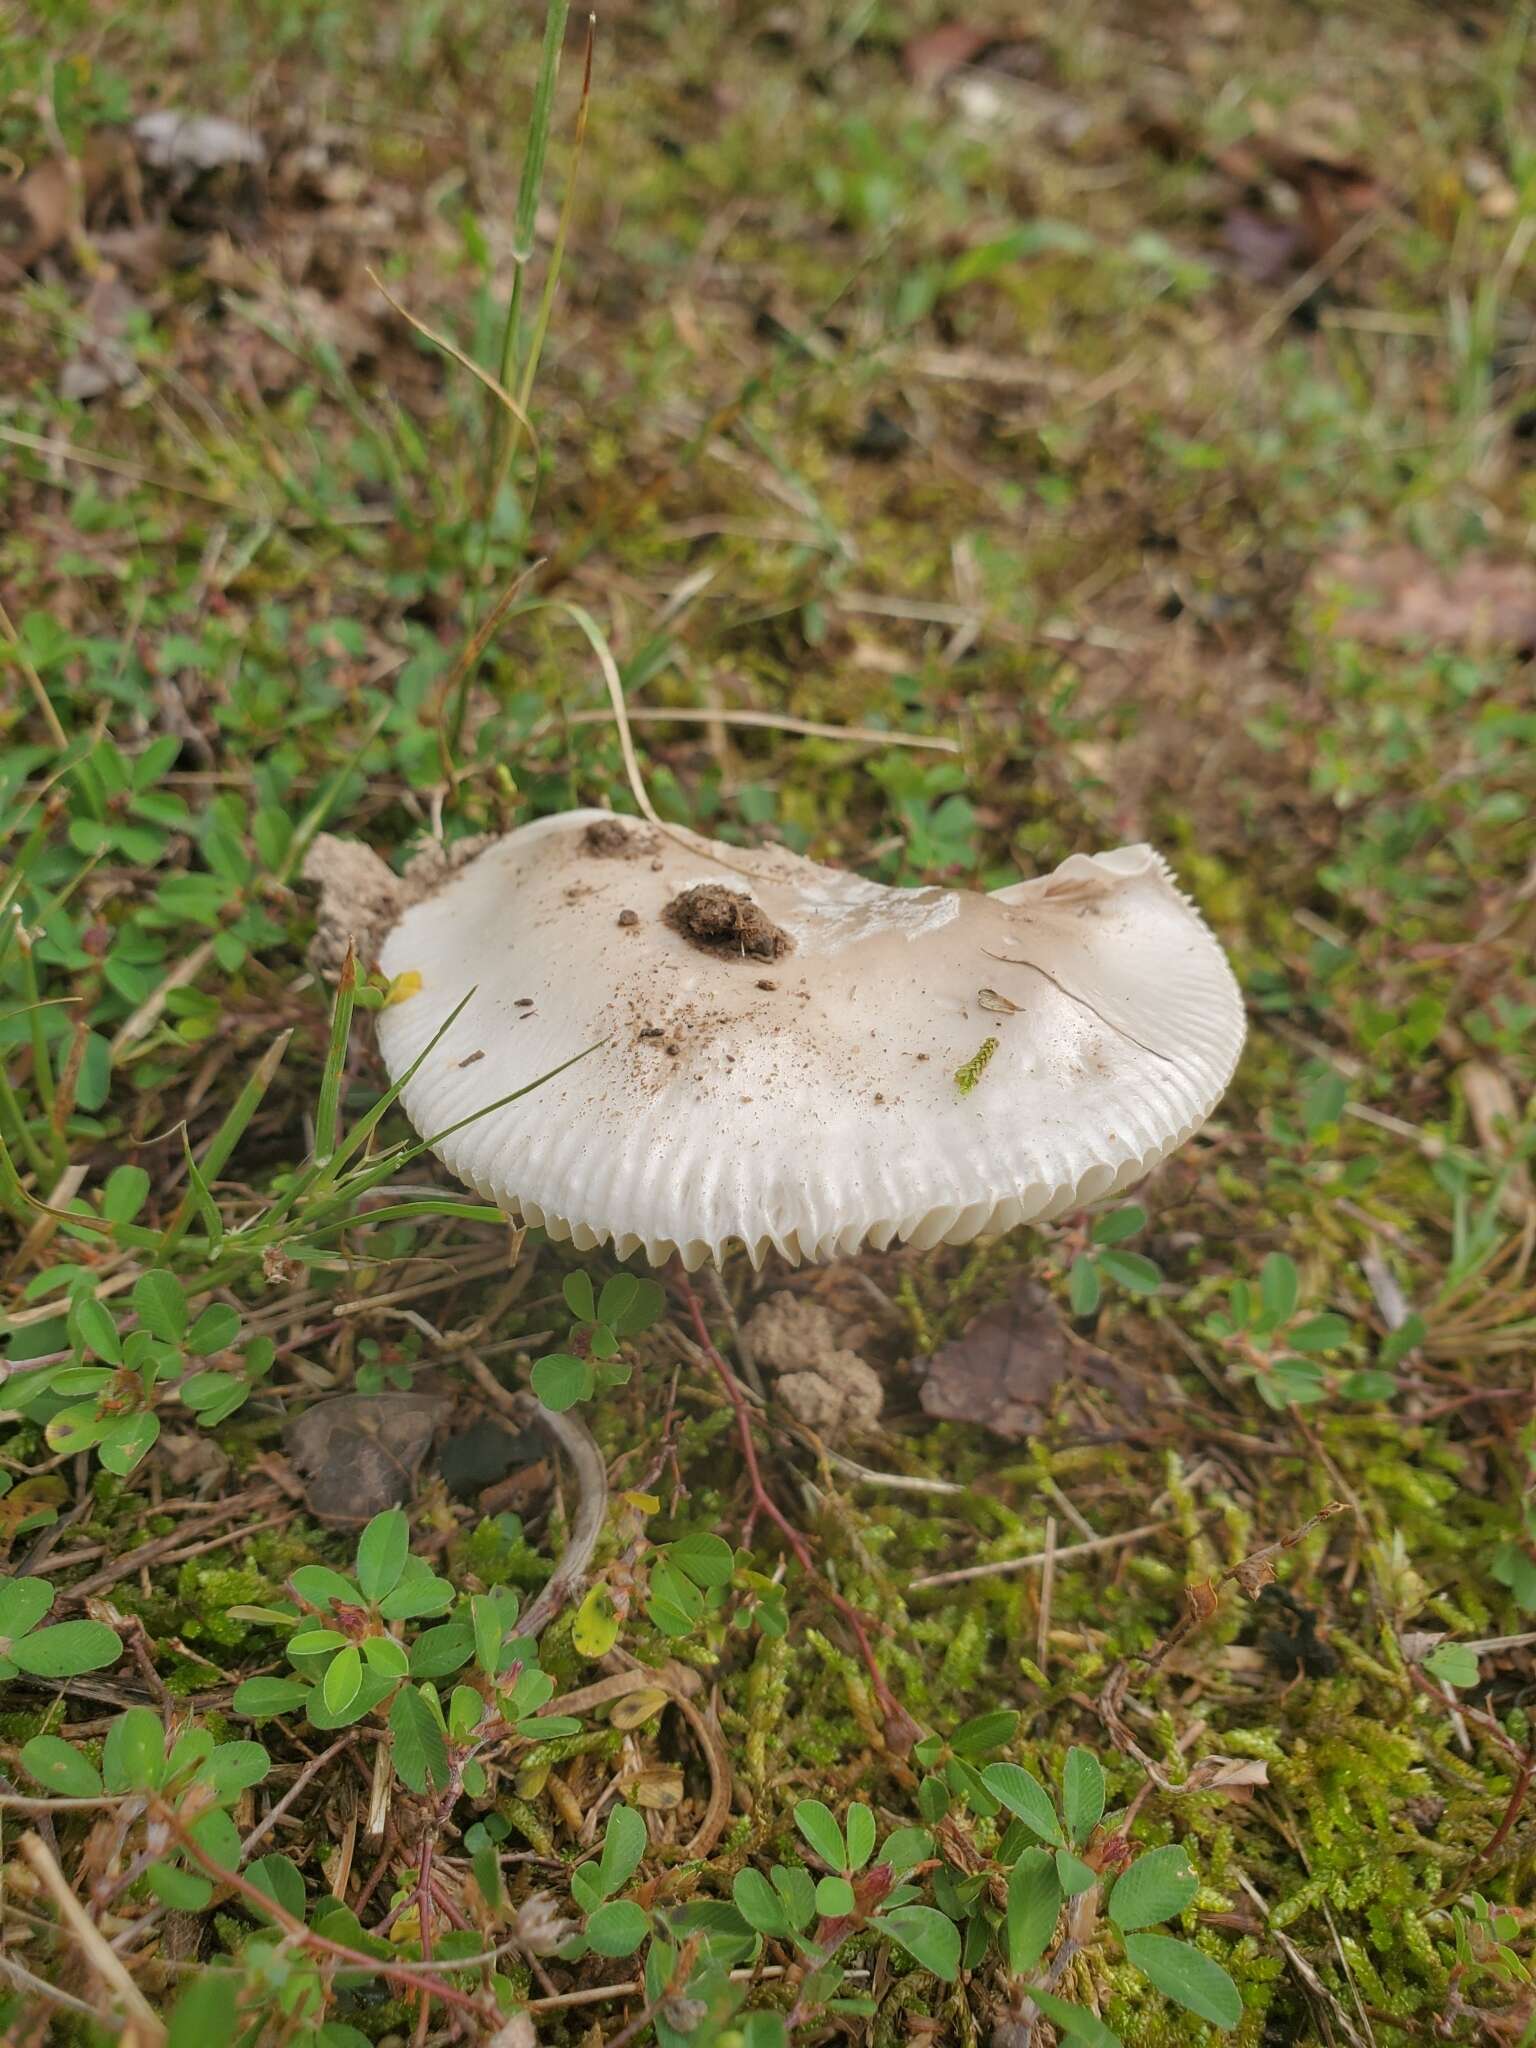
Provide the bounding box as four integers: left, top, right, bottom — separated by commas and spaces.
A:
583, 818, 657, 857
664, 883, 792, 961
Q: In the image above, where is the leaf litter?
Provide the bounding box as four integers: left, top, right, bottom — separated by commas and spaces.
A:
919, 1277, 1145, 1439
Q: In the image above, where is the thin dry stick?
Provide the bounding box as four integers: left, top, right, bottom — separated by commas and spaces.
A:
57, 1505, 289, 1605
0, 423, 246, 508
821, 1448, 964, 1498
19, 1832, 167, 2045
241, 1732, 358, 1856
556, 704, 960, 753
674, 1268, 916, 1745
163, 1808, 498, 2020
458, 1349, 608, 1639
910, 1518, 1176, 1591
1035, 1514, 1057, 1672
109, 938, 217, 1056
527, 1965, 806, 2014
1, 594, 67, 748
0, 1952, 104, 2023
1237, 1872, 1369, 2048
365, 270, 537, 453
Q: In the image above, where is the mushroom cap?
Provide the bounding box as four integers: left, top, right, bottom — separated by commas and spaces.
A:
375, 810, 1245, 1268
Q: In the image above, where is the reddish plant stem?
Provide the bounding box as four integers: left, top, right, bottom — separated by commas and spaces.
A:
351, 1828, 397, 1916
1407, 1666, 1536, 1900
413, 1835, 436, 2048
164, 1806, 496, 2022
1470, 1751, 1536, 1878
674, 1269, 915, 1744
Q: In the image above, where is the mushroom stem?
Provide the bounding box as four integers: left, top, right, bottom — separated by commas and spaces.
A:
671, 1266, 920, 1756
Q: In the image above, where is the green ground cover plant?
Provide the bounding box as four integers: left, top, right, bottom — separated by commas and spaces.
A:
1, 2, 1533, 2042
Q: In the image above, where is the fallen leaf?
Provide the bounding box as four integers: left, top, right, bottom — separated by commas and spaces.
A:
285, 1391, 453, 1523
1136, 100, 1381, 274
58, 272, 141, 402
901, 24, 1049, 93
1397, 1628, 1447, 1663
1459, 1061, 1534, 1213
158, 1430, 231, 1495
1212, 125, 1382, 267
0, 1475, 68, 1544
0, 160, 74, 280
918, 1278, 1144, 1439
1220, 206, 1304, 284
902, 25, 997, 90
1185, 1580, 1221, 1625
1312, 547, 1536, 652
1179, 1756, 1269, 1794
625, 1767, 684, 1810
609, 1686, 669, 1731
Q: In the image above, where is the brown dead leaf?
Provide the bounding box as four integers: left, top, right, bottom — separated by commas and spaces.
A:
901, 24, 1054, 93
158, 1430, 231, 1495
625, 1767, 684, 1810
0, 1475, 68, 1546
1220, 206, 1304, 284
1179, 1756, 1270, 1794
902, 25, 999, 90
0, 160, 73, 279
285, 1391, 453, 1523
1459, 1061, 1534, 1212
1313, 547, 1536, 652
0, 132, 139, 286
58, 272, 141, 402
1212, 112, 1382, 268
918, 1278, 1144, 1439
1185, 1580, 1221, 1625
1136, 100, 1381, 274
1231, 1554, 1279, 1599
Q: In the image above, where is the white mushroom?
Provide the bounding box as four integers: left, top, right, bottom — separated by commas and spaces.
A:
371, 809, 1245, 1269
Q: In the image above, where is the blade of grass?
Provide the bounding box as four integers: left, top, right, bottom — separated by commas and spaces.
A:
0, 1120, 44, 1212
292, 989, 480, 1205
314, 945, 357, 1167
463, 0, 574, 711
540, 598, 660, 824
515, 13, 594, 418
494, 0, 571, 443
14, 934, 63, 1176
278, 701, 393, 887
156, 1029, 294, 1257
0, 595, 67, 749
308, 1035, 603, 1217
306, 1199, 510, 1234
437, 561, 546, 785
366, 269, 538, 454
179, 1127, 226, 1256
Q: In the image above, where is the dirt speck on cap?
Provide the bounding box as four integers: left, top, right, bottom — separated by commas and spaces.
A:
664, 883, 792, 962
583, 818, 657, 858
617, 908, 639, 927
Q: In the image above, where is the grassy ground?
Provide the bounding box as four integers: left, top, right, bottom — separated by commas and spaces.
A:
2, 1, 1535, 2042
